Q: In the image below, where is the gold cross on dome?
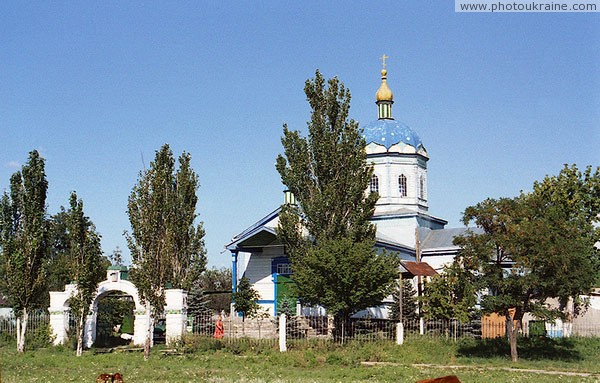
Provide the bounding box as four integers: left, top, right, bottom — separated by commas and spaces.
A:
380, 54, 389, 69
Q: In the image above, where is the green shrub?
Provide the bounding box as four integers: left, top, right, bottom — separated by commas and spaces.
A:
0, 332, 15, 347
528, 320, 546, 337
174, 334, 224, 353
121, 314, 134, 334
0, 321, 55, 350
223, 338, 275, 355
25, 323, 55, 349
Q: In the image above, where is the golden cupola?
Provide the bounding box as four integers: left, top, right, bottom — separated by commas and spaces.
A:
375, 55, 394, 120
376, 69, 394, 102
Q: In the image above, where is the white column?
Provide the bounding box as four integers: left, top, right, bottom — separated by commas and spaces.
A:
133, 310, 149, 346
164, 289, 188, 345
396, 322, 404, 345
84, 309, 97, 348
49, 288, 75, 346
48, 309, 69, 346
279, 314, 287, 352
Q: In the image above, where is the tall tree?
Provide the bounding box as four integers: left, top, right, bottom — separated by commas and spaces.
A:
275, 70, 399, 327
46, 208, 73, 295
420, 263, 478, 323
65, 192, 105, 356
125, 144, 206, 359
0, 150, 49, 353
454, 164, 600, 362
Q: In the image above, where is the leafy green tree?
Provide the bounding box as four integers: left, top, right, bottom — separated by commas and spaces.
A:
188, 267, 232, 317
125, 144, 206, 359
293, 238, 398, 323
46, 208, 72, 295
275, 70, 399, 328
232, 277, 259, 322
0, 150, 50, 353
454, 164, 600, 362
420, 263, 478, 324
109, 246, 124, 266
65, 192, 105, 356
46, 207, 110, 311
389, 278, 419, 322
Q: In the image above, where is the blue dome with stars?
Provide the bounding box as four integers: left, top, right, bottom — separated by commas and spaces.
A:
362, 119, 423, 150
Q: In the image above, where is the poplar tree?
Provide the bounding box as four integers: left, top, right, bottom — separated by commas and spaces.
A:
65, 192, 105, 356
276, 70, 399, 329
125, 144, 206, 359
0, 150, 49, 353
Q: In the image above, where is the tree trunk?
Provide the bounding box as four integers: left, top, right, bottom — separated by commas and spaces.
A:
76, 312, 85, 356
508, 324, 518, 362
144, 303, 153, 361
16, 316, 21, 352
17, 308, 28, 353
505, 309, 520, 362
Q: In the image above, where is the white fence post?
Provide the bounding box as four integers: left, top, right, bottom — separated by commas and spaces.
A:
396, 322, 404, 345
279, 314, 287, 352
419, 317, 424, 335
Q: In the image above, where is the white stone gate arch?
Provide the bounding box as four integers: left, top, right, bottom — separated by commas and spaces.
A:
48, 267, 188, 347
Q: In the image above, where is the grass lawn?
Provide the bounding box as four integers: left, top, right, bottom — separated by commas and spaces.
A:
2, 336, 600, 382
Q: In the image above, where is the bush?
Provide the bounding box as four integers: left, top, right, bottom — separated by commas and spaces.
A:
0, 332, 15, 347
26, 323, 55, 350
174, 334, 224, 353
121, 314, 134, 334
223, 338, 275, 355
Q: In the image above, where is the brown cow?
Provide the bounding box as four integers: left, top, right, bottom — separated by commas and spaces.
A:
416, 376, 461, 383
95, 373, 124, 383
96, 374, 113, 383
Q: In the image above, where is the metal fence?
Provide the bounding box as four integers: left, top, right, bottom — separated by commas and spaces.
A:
2, 311, 600, 346
188, 314, 600, 344
0, 311, 50, 337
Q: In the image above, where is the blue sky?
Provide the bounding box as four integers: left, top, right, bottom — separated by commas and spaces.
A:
1, 2, 598, 269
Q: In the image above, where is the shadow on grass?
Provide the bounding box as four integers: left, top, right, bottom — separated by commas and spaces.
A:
457, 336, 582, 362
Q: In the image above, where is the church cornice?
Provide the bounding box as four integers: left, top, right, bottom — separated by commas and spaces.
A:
366, 152, 429, 161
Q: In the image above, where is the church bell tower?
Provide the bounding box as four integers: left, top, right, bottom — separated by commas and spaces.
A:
362, 56, 430, 216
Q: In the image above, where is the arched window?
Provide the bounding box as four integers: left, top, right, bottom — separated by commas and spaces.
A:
398, 174, 407, 197
419, 175, 425, 200
369, 174, 379, 193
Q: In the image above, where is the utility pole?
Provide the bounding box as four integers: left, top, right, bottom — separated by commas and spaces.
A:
415, 227, 424, 335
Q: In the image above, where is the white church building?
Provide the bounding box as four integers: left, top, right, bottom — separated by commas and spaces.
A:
226, 64, 469, 318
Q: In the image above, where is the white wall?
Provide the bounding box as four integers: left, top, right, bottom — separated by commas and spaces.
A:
242, 246, 285, 306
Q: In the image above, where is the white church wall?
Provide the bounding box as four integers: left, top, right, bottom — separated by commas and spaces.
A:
236, 251, 252, 284
374, 216, 419, 248
242, 246, 285, 304
244, 255, 275, 301
369, 154, 428, 215
421, 254, 455, 272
